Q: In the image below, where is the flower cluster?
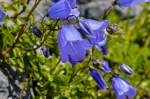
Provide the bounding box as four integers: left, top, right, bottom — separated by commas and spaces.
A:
0, 0, 149, 98
49, 0, 109, 66
47, 0, 149, 98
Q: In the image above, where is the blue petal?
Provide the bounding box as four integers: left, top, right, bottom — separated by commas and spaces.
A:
69, 8, 80, 17
126, 87, 136, 98
60, 40, 91, 63
68, 0, 77, 8
78, 19, 108, 46
0, 8, 6, 25
112, 76, 136, 99
96, 45, 108, 55
58, 24, 83, 48
117, 95, 126, 99
89, 69, 108, 90
48, 0, 71, 20
112, 77, 130, 96
118, 0, 150, 7
58, 24, 92, 64
81, 19, 109, 32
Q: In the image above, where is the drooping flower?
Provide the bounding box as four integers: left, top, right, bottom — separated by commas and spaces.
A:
57, 24, 92, 65
48, 0, 80, 20
117, 0, 150, 7
101, 61, 111, 73
78, 19, 109, 55
41, 45, 51, 58
0, 8, 6, 25
119, 64, 133, 75
112, 76, 136, 99
31, 25, 42, 38
89, 68, 108, 90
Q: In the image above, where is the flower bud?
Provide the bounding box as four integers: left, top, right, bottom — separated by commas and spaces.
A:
101, 61, 111, 73
119, 64, 133, 75
31, 25, 42, 38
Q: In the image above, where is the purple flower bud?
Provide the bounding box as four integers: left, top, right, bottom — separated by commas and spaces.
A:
41, 45, 51, 57
32, 25, 42, 38
0, 8, 6, 25
117, 0, 150, 7
119, 64, 133, 75
52, 0, 60, 3
101, 61, 111, 73
112, 76, 136, 99
89, 68, 108, 90
96, 45, 108, 55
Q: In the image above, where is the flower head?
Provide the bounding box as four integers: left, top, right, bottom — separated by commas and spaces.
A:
48, 0, 80, 20
112, 76, 136, 99
0, 8, 6, 25
117, 0, 150, 7
78, 19, 109, 54
58, 24, 92, 65
101, 61, 111, 73
119, 64, 133, 75
89, 68, 108, 90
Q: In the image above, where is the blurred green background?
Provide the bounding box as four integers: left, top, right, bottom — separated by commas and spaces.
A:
0, 0, 150, 99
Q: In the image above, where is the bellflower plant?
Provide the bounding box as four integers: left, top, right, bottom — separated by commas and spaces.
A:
119, 64, 133, 75
101, 61, 111, 73
112, 76, 136, 99
57, 24, 92, 66
89, 68, 108, 90
117, 0, 150, 7
78, 19, 109, 55
48, 0, 80, 20
0, 7, 6, 25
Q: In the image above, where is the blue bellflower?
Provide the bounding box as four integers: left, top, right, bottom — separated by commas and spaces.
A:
48, 0, 80, 20
0, 8, 6, 25
112, 76, 136, 99
41, 45, 51, 57
117, 0, 150, 7
101, 61, 111, 73
57, 24, 92, 65
32, 25, 42, 38
89, 68, 108, 90
119, 64, 133, 75
78, 19, 109, 55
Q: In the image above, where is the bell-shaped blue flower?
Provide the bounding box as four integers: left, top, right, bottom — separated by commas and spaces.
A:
48, 0, 80, 20
119, 64, 133, 75
112, 76, 136, 99
78, 19, 109, 55
31, 25, 42, 38
117, 0, 150, 7
101, 61, 111, 73
58, 24, 92, 65
0, 8, 6, 25
89, 68, 108, 90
